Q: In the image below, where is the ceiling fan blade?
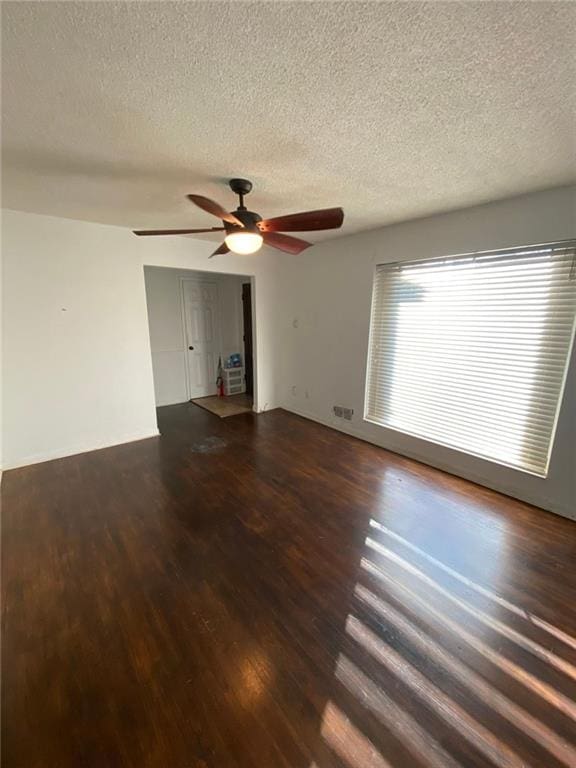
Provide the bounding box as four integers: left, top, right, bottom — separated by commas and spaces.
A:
133, 227, 225, 236
209, 242, 230, 259
258, 207, 344, 233
262, 232, 312, 254
187, 194, 244, 227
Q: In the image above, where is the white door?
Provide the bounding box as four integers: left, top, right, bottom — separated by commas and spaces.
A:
181, 280, 220, 399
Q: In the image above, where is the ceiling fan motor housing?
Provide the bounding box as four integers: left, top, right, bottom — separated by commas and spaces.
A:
225, 207, 262, 234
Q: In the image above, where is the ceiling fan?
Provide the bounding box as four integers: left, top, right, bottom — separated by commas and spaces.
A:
133, 178, 344, 257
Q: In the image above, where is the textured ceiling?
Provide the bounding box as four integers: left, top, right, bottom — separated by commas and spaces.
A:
2, 1, 575, 242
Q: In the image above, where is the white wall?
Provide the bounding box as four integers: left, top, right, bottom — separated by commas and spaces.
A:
276, 186, 576, 520
218, 274, 246, 362
144, 267, 246, 406
0, 230, 3, 476
1, 209, 281, 468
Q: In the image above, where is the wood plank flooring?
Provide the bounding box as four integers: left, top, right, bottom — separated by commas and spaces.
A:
2, 404, 576, 768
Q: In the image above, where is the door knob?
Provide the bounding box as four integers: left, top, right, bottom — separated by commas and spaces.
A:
189, 346, 194, 350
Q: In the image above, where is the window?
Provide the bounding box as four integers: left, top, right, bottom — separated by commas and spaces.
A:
365, 241, 576, 476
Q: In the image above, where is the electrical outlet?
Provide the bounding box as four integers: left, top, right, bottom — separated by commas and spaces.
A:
333, 406, 343, 417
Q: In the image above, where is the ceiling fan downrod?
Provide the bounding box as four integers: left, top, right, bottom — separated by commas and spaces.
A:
229, 178, 253, 211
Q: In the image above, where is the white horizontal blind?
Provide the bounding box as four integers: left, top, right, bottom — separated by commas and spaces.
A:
365, 241, 576, 476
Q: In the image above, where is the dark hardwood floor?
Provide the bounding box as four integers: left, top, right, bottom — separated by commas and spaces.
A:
2, 404, 576, 768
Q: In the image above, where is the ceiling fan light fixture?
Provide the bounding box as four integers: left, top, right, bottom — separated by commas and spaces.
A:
224, 231, 263, 255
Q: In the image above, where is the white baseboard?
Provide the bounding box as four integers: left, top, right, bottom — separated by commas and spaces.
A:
3, 429, 160, 471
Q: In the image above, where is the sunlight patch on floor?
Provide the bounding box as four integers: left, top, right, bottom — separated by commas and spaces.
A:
309, 524, 576, 768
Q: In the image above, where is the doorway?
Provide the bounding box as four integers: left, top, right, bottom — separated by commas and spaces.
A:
144, 267, 257, 411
